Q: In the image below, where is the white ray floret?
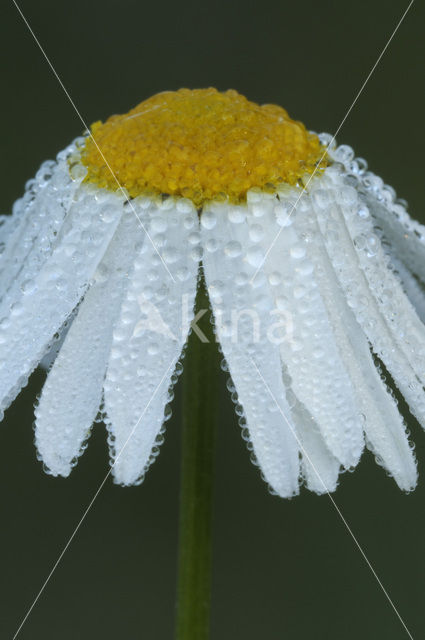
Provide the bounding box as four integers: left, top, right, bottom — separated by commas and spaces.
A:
390, 256, 425, 323
314, 166, 425, 427
104, 198, 200, 486
0, 141, 85, 300
290, 397, 340, 494
327, 144, 425, 325
335, 181, 425, 388
298, 190, 417, 490
367, 196, 425, 284
34, 206, 140, 477
329, 142, 425, 285
245, 189, 365, 469
201, 202, 300, 498
0, 183, 123, 419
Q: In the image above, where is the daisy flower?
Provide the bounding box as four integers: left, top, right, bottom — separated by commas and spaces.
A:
1, 87, 424, 497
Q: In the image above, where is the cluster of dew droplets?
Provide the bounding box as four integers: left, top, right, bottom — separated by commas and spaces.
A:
0, 139, 95, 421
200, 144, 423, 493
198, 260, 256, 476
33, 202, 148, 478
200, 262, 255, 467
201, 243, 267, 488
102, 195, 199, 487
144, 355, 186, 480
296, 140, 419, 488
317, 151, 425, 421
0, 146, 79, 301
324, 134, 425, 293
222, 354, 299, 496
32, 309, 87, 475
246, 185, 366, 472
218, 336, 278, 491
224, 368, 258, 463
108, 354, 186, 487
370, 355, 417, 486
11, 179, 123, 401
201, 195, 302, 497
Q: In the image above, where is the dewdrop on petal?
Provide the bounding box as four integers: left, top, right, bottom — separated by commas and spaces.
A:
0, 87, 424, 497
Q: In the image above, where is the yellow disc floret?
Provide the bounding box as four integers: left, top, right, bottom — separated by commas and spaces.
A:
81, 88, 326, 207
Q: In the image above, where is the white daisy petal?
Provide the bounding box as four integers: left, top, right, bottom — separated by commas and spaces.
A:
38, 309, 76, 371
34, 209, 139, 476
299, 198, 416, 490
391, 256, 425, 323
250, 191, 364, 469
359, 174, 425, 284
337, 182, 425, 389
328, 144, 425, 283
201, 202, 300, 498
0, 168, 55, 292
291, 398, 340, 494
0, 210, 20, 253
0, 142, 84, 300
0, 185, 123, 417
314, 168, 425, 427
104, 200, 199, 486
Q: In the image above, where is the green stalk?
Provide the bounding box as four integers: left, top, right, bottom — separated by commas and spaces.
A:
175, 275, 218, 640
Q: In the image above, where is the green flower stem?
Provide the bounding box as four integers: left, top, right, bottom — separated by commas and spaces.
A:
175, 276, 219, 640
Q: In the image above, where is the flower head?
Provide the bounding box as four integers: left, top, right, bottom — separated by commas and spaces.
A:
1, 88, 424, 497
81, 88, 326, 205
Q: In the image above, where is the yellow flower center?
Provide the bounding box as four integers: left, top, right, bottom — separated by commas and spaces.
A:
81, 88, 326, 207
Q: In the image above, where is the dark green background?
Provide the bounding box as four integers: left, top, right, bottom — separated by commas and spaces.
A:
1, 1, 424, 638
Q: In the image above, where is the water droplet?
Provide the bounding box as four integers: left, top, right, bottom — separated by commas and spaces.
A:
69, 163, 87, 181
163, 247, 178, 264
148, 342, 159, 355
209, 280, 224, 300
290, 246, 306, 259
206, 238, 217, 253
249, 224, 264, 242
177, 199, 194, 214
190, 246, 203, 261
201, 210, 217, 229
246, 246, 263, 267
357, 205, 369, 219
224, 241, 242, 258
21, 279, 37, 295
188, 231, 201, 245
296, 260, 314, 276
228, 207, 245, 223
100, 206, 116, 223
10, 301, 24, 317
268, 272, 281, 286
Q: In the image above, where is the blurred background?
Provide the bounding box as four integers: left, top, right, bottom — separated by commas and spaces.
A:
1, 0, 424, 638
